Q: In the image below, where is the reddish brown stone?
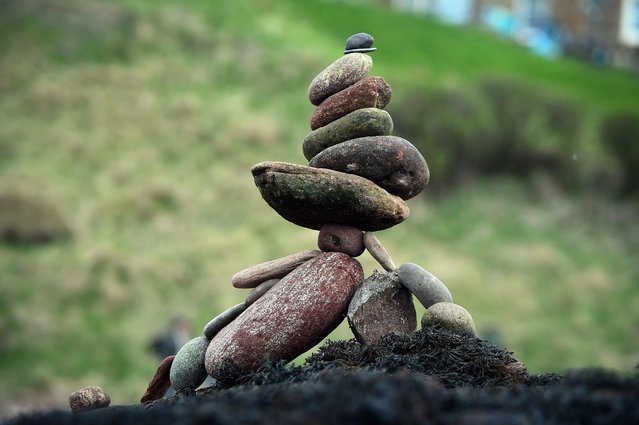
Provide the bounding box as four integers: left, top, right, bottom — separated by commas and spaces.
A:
317, 224, 364, 257
205, 252, 363, 378
69, 386, 111, 413
310, 76, 391, 130
140, 355, 175, 403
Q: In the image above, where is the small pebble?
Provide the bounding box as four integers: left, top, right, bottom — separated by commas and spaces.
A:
203, 303, 248, 339
344, 32, 376, 54
245, 278, 280, 307
69, 386, 111, 413
318, 224, 364, 257
170, 337, 210, 391
232, 250, 321, 288
421, 302, 476, 336
140, 355, 175, 403
397, 263, 452, 309
363, 232, 396, 271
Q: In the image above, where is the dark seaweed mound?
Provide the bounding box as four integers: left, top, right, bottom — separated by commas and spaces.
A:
7, 327, 638, 425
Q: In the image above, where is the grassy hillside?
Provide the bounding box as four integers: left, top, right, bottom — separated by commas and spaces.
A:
1, 0, 638, 408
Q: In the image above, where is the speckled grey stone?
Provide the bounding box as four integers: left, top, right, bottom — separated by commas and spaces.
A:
344, 32, 376, 54
347, 270, 416, 344
308, 53, 372, 106
421, 302, 476, 336
170, 336, 210, 391
397, 263, 452, 309
69, 386, 110, 413
203, 303, 247, 339
245, 278, 280, 307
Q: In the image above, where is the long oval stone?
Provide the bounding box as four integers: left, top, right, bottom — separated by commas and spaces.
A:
308, 53, 372, 106
309, 136, 429, 200
303, 108, 393, 161
310, 76, 391, 130
203, 303, 248, 339
397, 263, 452, 309
232, 250, 321, 288
252, 161, 409, 231
347, 270, 416, 344
205, 252, 364, 378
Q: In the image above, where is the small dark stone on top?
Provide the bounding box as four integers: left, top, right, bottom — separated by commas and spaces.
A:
344, 32, 376, 54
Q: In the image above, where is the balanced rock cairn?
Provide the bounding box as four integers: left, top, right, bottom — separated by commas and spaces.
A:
140, 33, 477, 402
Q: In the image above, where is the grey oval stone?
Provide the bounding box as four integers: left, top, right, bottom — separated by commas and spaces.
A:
421, 302, 476, 337
252, 161, 409, 231
303, 108, 393, 161
169, 336, 210, 391
309, 136, 429, 200
344, 32, 376, 54
203, 303, 247, 339
245, 278, 280, 307
397, 263, 452, 309
347, 270, 416, 344
308, 53, 372, 106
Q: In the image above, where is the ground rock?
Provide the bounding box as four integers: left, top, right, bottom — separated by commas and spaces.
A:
422, 302, 476, 336
317, 224, 364, 257
203, 303, 248, 339
310, 76, 391, 130
303, 108, 393, 160
69, 386, 110, 413
232, 250, 321, 288
309, 135, 429, 200
397, 263, 452, 308
140, 355, 175, 403
252, 161, 409, 231
205, 252, 363, 378
308, 53, 372, 106
347, 270, 416, 344
170, 337, 210, 391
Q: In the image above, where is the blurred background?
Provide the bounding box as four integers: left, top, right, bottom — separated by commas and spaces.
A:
1, 0, 638, 415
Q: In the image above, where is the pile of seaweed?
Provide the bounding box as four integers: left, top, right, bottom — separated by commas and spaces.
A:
8, 327, 639, 425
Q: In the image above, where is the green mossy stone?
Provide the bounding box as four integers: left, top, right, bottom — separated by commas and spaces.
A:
251, 161, 409, 231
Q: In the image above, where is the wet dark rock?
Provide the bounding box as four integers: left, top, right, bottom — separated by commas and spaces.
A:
303, 108, 393, 161
68, 386, 110, 413
310, 76, 391, 130
317, 224, 364, 257
203, 303, 248, 339
397, 263, 452, 309
347, 270, 416, 344
140, 355, 175, 403
308, 53, 372, 106
170, 337, 210, 391
344, 32, 376, 54
205, 252, 363, 379
252, 161, 409, 231
309, 135, 429, 199
244, 279, 280, 307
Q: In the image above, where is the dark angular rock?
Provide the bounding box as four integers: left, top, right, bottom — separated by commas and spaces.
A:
203, 303, 248, 339
170, 337, 210, 391
310, 76, 391, 130
303, 108, 393, 161
309, 135, 429, 200
140, 355, 175, 403
252, 161, 409, 231
344, 32, 376, 54
245, 278, 280, 307
317, 224, 364, 257
397, 263, 452, 309
232, 250, 321, 289
205, 252, 364, 378
308, 53, 372, 106
69, 386, 110, 413
347, 270, 416, 344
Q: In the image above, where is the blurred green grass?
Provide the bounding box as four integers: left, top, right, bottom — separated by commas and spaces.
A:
0, 0, 638, 407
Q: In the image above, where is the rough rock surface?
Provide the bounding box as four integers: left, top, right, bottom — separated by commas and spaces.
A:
309, 135, 429, 200
317, 224, 364, 257
68, 386, 110, 413
252, 161, 409, 231
397, 263, 452, 308
232, 250, 321, 288
347, 270, 416, 344
170, 337, 210, 391
308, 53, 372, 106
205, 252, 363, 378
422, 302, 476, 336
303, 108, 393, 161
310, 76, 391, 130
140, 355, 175, 403
203, 303, 248, 339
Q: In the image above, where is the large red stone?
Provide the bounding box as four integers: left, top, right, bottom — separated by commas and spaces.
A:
205, 252, 363, 378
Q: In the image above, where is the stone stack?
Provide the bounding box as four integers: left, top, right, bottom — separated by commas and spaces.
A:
140, 33, 478, 402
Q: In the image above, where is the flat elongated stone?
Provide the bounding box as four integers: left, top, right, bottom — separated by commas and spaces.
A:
310, 76, 391, 130
232, 250, 321, 288
318, 224, 364, 257
309, 136, 429, 200
170, 337, 210, 391
397, 263, 452, 309
347, 270, 416, 344
422, 302, 476, 337
140, 355, 175, 403
308, 53, 372, 106
252, 161, 409, 231
203, 303, 248, 339
363, 232, 396, 271
205, 252, 364, 378
303, 108, 393, 161
245, 278, 280, 307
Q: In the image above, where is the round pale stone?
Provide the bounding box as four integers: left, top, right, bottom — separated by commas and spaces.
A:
421, 302, 476, 337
